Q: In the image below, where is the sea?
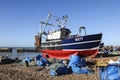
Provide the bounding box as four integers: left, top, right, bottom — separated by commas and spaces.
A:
0, 47, 40, 60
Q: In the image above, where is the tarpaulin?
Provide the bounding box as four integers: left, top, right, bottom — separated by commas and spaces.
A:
68, 55, 86, 67
71, 65, 91, 74
99, 59, 120, 80
100, 65, 120, 80
36, 55, 49, 66
23, 57, 31, 63
49, 63, 69, 76
68, 55, 90, 74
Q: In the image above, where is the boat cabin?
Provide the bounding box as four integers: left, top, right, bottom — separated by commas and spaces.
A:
46, 28, 71, 41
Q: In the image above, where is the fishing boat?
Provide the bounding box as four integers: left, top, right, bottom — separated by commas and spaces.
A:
35, 13, 102, 59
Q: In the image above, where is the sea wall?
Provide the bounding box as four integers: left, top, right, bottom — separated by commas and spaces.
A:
17, 48, 37, 52
0, 48, 12, 52
0, 47, 37, 52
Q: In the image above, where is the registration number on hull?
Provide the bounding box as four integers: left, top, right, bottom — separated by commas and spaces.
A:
75, 37, 83, 41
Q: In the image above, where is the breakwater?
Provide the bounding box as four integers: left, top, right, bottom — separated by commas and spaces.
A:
0, 48, 12, 52
0, 47, 37, 52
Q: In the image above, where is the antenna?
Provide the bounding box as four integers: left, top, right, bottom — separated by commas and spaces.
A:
53, 14, 68, 28
62, 15, 68, 27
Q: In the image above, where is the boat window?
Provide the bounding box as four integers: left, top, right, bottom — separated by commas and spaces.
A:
61, 31, 70, 39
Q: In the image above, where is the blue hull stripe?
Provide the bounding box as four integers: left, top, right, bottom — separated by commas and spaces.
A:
41, 40, 100, 48
62, 41, 100, 49
62, 40, 100, 46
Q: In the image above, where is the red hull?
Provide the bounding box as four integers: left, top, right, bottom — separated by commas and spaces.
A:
40, 49, 98, 59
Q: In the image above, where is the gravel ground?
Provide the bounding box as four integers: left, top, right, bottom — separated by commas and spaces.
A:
0, 56, 119, 80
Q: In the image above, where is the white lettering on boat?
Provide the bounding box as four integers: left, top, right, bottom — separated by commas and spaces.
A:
75, 37, 83, 41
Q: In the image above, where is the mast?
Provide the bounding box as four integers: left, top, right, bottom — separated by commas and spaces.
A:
38, 13, 68, 43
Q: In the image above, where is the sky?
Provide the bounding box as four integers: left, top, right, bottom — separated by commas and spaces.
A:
0, 0, 120, 47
